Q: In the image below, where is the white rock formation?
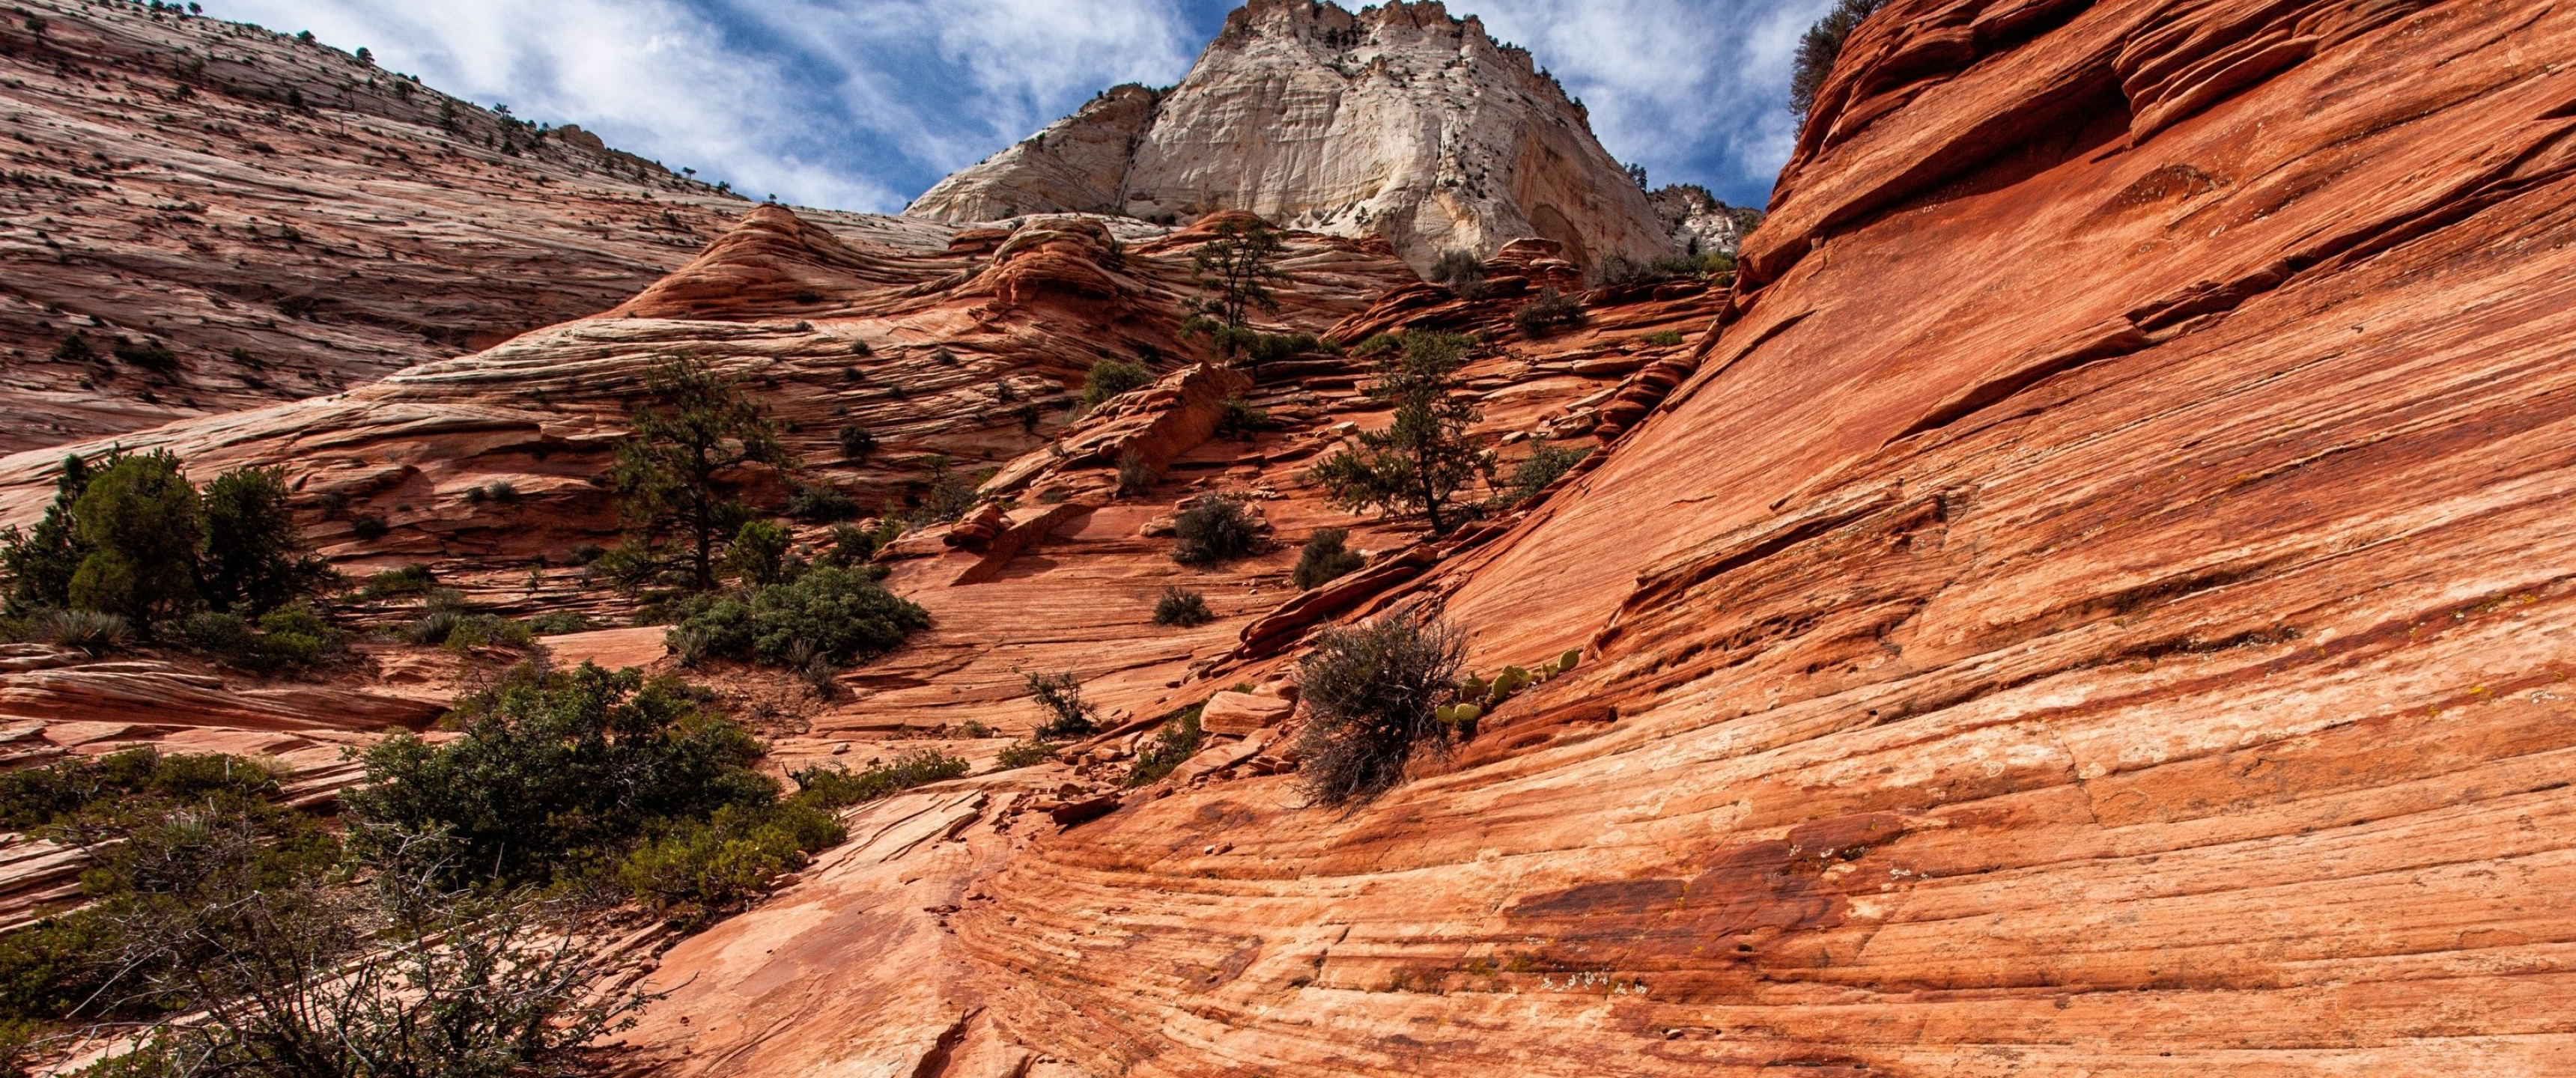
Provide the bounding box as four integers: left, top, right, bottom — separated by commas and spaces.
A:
905, 0, 1677, 272
1649, 184, 1764, 257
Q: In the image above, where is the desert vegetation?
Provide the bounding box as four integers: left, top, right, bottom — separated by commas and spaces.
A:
1293, 528, 1367, 590
607, 355, 795, 591
0, 657, 967, 1070
1789, 0, 1890, 123
1170, 496, 1263, 565
1, 449, 332, 665
1306, 332, 1495, 535
1294, 609, 1468, 805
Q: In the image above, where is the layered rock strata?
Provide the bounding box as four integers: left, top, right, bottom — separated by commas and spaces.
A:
608, 0, 2576, 1074
0, 0, 753, 449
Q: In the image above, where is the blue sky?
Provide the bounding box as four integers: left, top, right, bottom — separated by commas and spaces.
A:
202, 0, 1832, 213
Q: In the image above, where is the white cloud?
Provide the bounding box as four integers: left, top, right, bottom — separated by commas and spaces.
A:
1459, 0, 1837, 204
200, 0, 1204, 211
198, 0, 1829, 213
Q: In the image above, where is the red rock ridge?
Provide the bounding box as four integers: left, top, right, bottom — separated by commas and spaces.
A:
605, 1, 2576, 1074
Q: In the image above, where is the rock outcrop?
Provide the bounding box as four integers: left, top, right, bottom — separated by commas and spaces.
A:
1647, 183, 1763, 257
600, 0, 2576, 1074
905, 0, 1674, 272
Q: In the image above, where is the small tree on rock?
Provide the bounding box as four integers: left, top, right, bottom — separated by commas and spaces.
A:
1304, 332, 1493, 535
200, 465, 325, 615
610, 356, 793, 591
1182, 218, 1288, 363
70, 450, 202, 630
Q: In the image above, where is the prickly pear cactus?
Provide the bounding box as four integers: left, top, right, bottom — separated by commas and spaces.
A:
1556, 648, 1581, 674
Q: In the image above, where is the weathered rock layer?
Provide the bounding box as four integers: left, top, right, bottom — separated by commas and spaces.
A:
0, 0, 751, 449
623, 0, 2576, 1074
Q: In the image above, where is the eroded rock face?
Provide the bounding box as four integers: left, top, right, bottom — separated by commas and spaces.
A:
1647, 183, 1762, 257
906, 0, 1674, 272
612, 0, 2576, 1074
0, 0, 751, 450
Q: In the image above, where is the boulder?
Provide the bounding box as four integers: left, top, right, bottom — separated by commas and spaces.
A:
1199, 691, 1293, 736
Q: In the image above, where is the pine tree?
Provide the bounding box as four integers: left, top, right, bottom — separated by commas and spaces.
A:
1305, 332, 1493, 535
610, 357, 793, 591
1181, 219, 1288, 363
68, 450, 203, 629
200, 466, 323, 615
0, 452, 106, 615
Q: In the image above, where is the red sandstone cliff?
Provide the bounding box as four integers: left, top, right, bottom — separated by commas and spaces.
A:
599, 0, 2576, 1074
1, 0, 2571, 1073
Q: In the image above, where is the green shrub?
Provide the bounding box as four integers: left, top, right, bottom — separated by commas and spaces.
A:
349, 513, 390, 540
907, 454, 983, 525
725, 519, 792, 585
994, 740, 1057, 770
1125, 708, 1206, 787
199, 466, 326, 616
69, 450, 203, 630
1171, 496, 1259, 565
399, 591, 532, 651
1116, 451, 1153, 498
1591, 255, 1710, 290
1513, 288, 1585, 337
52, 334, 95, 363
0, 746, 281, 832
792, 749, 968, 807
0, 454, 97, 617
524, 611, 594, 636
1641, 329, 1686, 347
1216, 395, 1271, 439
1502, 437, 1588, 505
788, 482, 858, 522
34, 607, 128, 654
1293, 609, 1467, 805
180, 603, 341, 673
1350, 332, 1402, 358
346, 663, 774, 888
567, 541, 607, 564
618, 799, 840, 922
1208, 327, 1322, 368
1025, 672, 1096, 740
1153, 585, 1213, 627
817, 523, 877, 567
1081, 357, 1154, 407
1292, 528, 1367, 591
358, 563, 435, 598
668, 564, 928, 669
836, 424, 878, 462
1429, 249, 1486, 298
0, 749, 306, 1029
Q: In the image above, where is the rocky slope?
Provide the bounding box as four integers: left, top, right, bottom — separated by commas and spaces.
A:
5, 0, 2573, 1073
906, 0, 1679, 272
0, 0, 751, 451
595, 0, 2576, 1074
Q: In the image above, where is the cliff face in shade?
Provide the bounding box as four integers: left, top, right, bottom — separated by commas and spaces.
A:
601, 0, 2576, 1074
905, 0, 1676, 272
0, 0, 749, 451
